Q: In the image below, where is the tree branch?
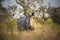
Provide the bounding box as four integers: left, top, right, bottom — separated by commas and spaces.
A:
16, 0, 25, 8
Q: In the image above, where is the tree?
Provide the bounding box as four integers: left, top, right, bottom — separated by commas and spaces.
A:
47, 7, 60, 24
8, 5, 17, 17
16, 0, 43, 15
39, 6, 47, 22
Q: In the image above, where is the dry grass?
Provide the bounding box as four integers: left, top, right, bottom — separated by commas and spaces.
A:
9, 22, 60, 40
0, 18, 60, 40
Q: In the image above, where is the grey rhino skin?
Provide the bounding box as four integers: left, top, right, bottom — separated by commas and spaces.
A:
17, 16, 31, 30
17, 12, 34, 31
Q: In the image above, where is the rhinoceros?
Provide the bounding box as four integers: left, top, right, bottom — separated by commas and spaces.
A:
17, 12, 34, 31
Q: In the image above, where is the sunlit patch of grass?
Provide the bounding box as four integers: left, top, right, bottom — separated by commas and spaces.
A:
45, 18, 53, 24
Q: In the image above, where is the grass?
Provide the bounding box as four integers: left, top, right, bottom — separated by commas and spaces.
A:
0, 17, 60, 40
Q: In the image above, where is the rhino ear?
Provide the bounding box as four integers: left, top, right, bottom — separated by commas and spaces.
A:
31, 12, 34, 16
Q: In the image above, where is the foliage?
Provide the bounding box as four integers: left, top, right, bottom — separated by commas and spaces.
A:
33, 17, 43, 24
39, 6, 47, 22
0, 17, 18, 40
0, 2, 18, 39
47, 7, 60, 24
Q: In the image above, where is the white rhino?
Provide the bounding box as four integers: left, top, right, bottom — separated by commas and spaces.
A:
17, 12, 34, 31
